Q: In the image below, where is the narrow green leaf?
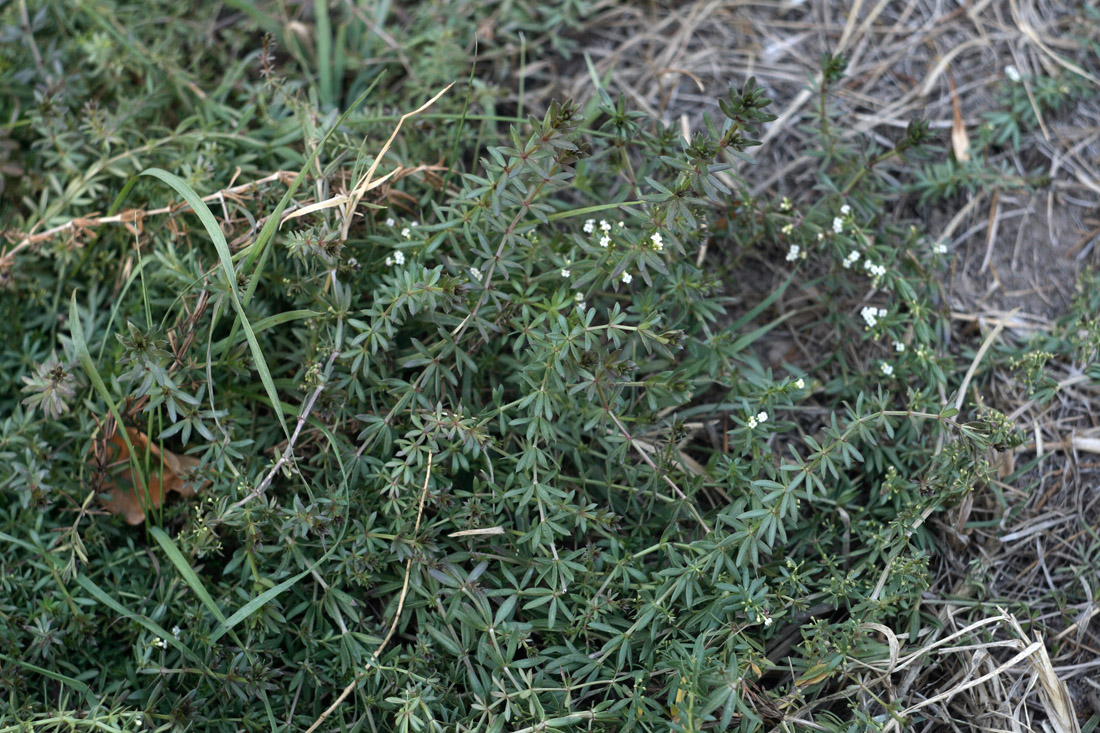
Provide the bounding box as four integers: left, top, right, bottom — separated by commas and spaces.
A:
140, 167, 291, 440
75, 574, 205, 666
150, 526, 227, 624
210, 568, 310, 643
0, 653, 97, 707
210, 309, 322, 352
69, 293, 148, 502
315, 0, 333, 108
727, 270, 797, 333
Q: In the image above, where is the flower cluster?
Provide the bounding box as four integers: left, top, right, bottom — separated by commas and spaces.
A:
842, 250, 860, 269
582, 218, 667, 255
862, 259, 886, 280
747, 411, 769, 429
399, 221, 419, 239
384, 250, 406, 267
861, 305, 888, 329
785, 244, 805, 262
832, 203, 852, 235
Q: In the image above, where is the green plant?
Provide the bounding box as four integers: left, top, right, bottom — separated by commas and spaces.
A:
0, 3, 1080, 731
907, 66, 1086, 205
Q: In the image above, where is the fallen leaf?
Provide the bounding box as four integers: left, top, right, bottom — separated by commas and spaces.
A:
949, 72, 970, 162
795, 661, 833, 687
95, 426, 206, 525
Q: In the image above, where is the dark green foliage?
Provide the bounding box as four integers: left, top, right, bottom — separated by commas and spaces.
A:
0, 3, 1083, 732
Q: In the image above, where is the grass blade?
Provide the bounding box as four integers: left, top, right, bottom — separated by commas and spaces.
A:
217, 77, 384, 359
315, 0, 334, 108
0, 653, 97, 707
140, 167, 291, 440
69, 293, 148, 503
211, 309, 322, 352
75, 574, 205, 666
210, 567, 311, 644
149, 526, 227, 625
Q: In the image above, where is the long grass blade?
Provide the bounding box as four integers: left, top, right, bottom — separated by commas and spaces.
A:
140, 167, 291, 439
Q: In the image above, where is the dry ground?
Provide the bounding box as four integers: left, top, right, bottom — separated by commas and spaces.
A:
512, 0, 1100, 728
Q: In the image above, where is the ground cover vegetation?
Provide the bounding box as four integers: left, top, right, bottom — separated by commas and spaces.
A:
2, 1, 1099, 731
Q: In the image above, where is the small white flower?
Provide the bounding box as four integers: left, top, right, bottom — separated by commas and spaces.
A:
877, 307, 887, 318
935, 242, 948, 254
757, 411, 769, 423
840, 204, 851, 215
779, 197, 792, 212
600, 220, 612, 232
842, 250, 860, 269
1005, 65, 1021, 83
621, 271, 633, 285
832, 217, 844, 234
861, 306, 880, 329
781, 223, 794, 236
785, 244, 801, 262
795, 378, 805, 389
574, 292, 586, 311
599, 235, 611, 248
171, 625, 181, 639
393, 251, 405, 265
154, 638, 167, 649
560, 268, 571, 278
401, 227, 411, 239
385, 217, 396, 227
384, 256, 393, 266
469, 267, 483, 282
763, 615, 774, 628
650, 232, 664, 251
893, 340, 906, 353
881, 362, 894, 377
863, 260, 886, 279
747, 416, 758, 429
618, 221, 625, 228
410, 220, 419, 227
817, 231, 825, 241
583, 219, 596, 234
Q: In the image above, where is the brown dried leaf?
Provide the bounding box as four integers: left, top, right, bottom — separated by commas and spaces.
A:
949, 73, 970, 162
95, 427, 206, 525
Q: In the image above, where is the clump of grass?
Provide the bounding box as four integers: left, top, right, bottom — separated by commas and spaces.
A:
2, 2, 1097, 731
